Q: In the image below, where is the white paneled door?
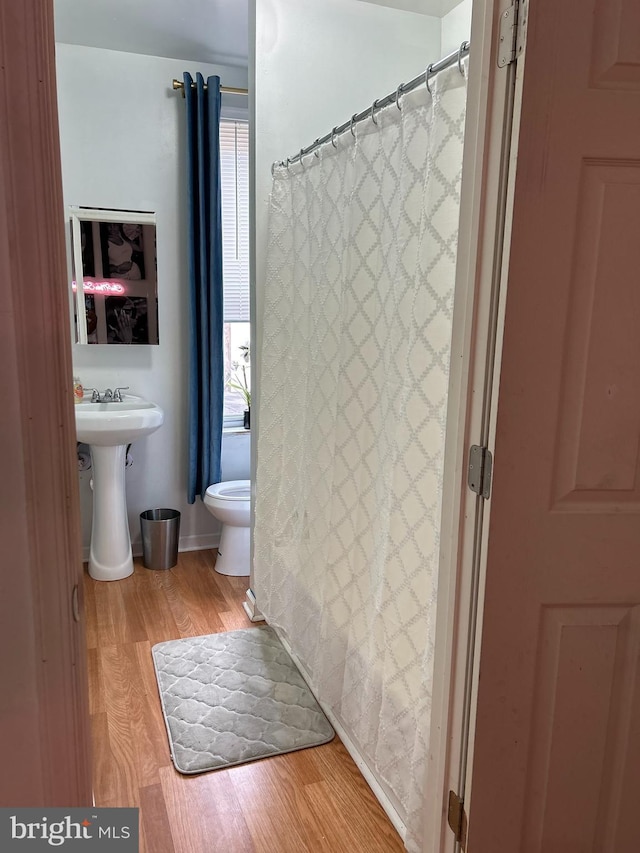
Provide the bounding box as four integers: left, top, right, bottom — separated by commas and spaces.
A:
466, 0, 640, 849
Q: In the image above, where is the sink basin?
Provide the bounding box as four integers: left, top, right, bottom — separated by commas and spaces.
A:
75, 394, 164, 446
75, 393, 165, 582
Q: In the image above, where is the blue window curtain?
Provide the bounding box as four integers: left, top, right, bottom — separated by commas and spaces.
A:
184, 72, 224, 504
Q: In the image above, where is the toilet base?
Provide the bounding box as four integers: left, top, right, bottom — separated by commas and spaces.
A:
215, 524, 250, 576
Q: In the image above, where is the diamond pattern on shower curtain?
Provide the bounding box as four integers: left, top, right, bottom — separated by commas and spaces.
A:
255, 65, 467, 853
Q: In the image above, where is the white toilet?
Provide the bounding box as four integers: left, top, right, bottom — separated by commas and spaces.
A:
203, 480, 251, 576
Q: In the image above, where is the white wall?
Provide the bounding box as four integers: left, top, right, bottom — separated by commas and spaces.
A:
56, 43, 250, 557
441, 0, 473, 55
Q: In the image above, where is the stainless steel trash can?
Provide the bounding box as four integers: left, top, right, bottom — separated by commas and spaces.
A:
140, 508, 181, 570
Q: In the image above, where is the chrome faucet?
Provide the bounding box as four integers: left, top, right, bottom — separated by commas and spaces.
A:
89, 387, 129, 403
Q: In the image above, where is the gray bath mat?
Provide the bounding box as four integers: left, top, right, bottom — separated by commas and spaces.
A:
151, 625, 334, 774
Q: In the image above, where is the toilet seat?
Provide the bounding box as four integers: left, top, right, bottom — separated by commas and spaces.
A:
205, 480, 250, 501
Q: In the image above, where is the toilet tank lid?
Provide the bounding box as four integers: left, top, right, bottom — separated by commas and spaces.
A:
206, 480, 251, 501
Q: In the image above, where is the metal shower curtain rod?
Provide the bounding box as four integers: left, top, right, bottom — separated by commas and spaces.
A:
274, 40, 470, 172
172, 79, 248, 97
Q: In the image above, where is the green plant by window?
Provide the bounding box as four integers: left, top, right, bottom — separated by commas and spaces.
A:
226, 343, 250, 408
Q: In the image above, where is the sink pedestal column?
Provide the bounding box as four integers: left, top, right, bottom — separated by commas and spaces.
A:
88, 444, 134, 581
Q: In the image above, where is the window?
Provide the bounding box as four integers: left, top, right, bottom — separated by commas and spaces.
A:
220, 118, 250, 423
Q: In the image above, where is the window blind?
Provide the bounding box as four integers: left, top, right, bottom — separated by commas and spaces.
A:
220, 119, 250, 323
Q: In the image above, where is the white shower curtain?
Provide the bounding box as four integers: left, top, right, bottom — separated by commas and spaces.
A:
254, 65, 467, 852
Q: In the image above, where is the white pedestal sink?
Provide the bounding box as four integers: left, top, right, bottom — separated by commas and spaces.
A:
75, 395, 164, 581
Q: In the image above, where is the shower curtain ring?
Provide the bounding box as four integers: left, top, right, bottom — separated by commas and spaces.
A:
370, 100, 378, 125
299, 148, 305, 164
395, 84, 404, 110
285, 157, 291, 170
458, 41, 469, 75
331, 127, 338, 148
350, 113, 357, 136
425, 64, 434, 94
314, 139, 320, 158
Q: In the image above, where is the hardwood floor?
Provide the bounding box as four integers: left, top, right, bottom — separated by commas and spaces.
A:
84, 551, 405, 852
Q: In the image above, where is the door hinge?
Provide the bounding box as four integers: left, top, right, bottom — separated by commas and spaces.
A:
468, 445, 493, 499
497, 0, 528, 67
448, 790, 468, 849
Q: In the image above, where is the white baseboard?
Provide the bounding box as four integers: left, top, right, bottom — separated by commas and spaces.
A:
176, 533, 220, 553
82, 534, 220, 564
270, 624, 407, 843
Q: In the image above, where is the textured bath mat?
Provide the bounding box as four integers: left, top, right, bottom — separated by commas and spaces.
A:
151, 625, 334, 774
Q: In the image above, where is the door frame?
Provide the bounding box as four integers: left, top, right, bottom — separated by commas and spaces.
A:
0, 1, 92, 806
423, 0, 527, 849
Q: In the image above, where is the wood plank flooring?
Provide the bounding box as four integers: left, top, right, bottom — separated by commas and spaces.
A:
84, 551, 405, 852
